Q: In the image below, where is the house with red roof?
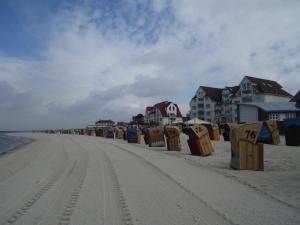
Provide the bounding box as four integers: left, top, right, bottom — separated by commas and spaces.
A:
144, 101, 183, 125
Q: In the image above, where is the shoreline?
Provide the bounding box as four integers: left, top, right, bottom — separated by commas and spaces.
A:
0, 133, 34, 156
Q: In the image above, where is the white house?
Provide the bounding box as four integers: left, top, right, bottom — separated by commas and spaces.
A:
189, 76, 293, 123
189, 86, 222, 122
144, 101, 183, 125
238, 76, 292, 103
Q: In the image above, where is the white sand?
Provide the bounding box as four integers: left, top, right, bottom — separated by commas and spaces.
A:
0, 133, 299, 225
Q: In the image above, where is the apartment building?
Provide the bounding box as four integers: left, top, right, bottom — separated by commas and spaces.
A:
189, 86, 222, 122
220, 86, 240, 122
189, 76, 292, 123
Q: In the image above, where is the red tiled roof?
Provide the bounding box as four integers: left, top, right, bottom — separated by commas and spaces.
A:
154, 101, 182, 117
146, 106, 154, 116
174, 104, 183, 117
154, 102, 168, 117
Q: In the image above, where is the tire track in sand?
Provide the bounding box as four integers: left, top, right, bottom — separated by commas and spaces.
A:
2, 138, 69, 225
115, 138, 300, 212
70, 136, 135, 225
103, 140, 238, 225
99, 149, 135, 225
56, 138, 88, 225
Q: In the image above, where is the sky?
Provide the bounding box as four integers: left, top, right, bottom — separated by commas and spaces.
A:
0, 0, 300, 130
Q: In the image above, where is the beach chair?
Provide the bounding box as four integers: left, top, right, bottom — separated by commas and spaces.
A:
183, 125, 213, 156
284, 119, 300, 146
145, 127, 165, 147
165, 126, 181, 151
230, 122, 264, 171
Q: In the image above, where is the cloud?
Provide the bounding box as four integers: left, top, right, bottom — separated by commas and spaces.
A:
0, 0, 300, 130
0, 81, 36, 112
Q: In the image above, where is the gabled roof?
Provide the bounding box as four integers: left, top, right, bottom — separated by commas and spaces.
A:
154, 101, 182, 117
226, 86, 239, 95
290, 90, 300, 102
200, 86, 223, 102
245, 76, 292, 97
174, 104, 183, 117
145, 106, 154, 115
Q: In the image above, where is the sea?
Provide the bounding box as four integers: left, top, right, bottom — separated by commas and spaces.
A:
0, 132, 31, 154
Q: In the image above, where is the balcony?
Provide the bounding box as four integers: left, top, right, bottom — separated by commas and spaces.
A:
242, 90, 252, 95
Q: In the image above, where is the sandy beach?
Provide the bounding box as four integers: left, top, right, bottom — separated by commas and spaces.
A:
0, 133, 299, 225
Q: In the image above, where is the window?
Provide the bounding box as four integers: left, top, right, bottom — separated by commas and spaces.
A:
192, 106, 196, 110
198, 111, 204, 115
205, 104, 210, 108
287, 113, 296, 119
206, 112, 211, 116
269, 113, 279, 121
242, 82, 251, 90
198, 98, 204, 101
198, 104, 204, 108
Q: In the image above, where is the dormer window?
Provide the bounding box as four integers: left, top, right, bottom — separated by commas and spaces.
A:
242, 82, 251, 90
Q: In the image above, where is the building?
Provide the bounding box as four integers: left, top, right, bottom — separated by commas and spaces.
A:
189, 76, 293, 123
144, 101, 183, 125
145, 106, 155, 124
95, 119, 115, 127
189, 86, 222, 122
116, 122, 129, 127
238, 102, 300, 123
290, 90, 300, 108
220, 86, 240, 122
238, 76, 292, 103
132, 114, 144, 125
